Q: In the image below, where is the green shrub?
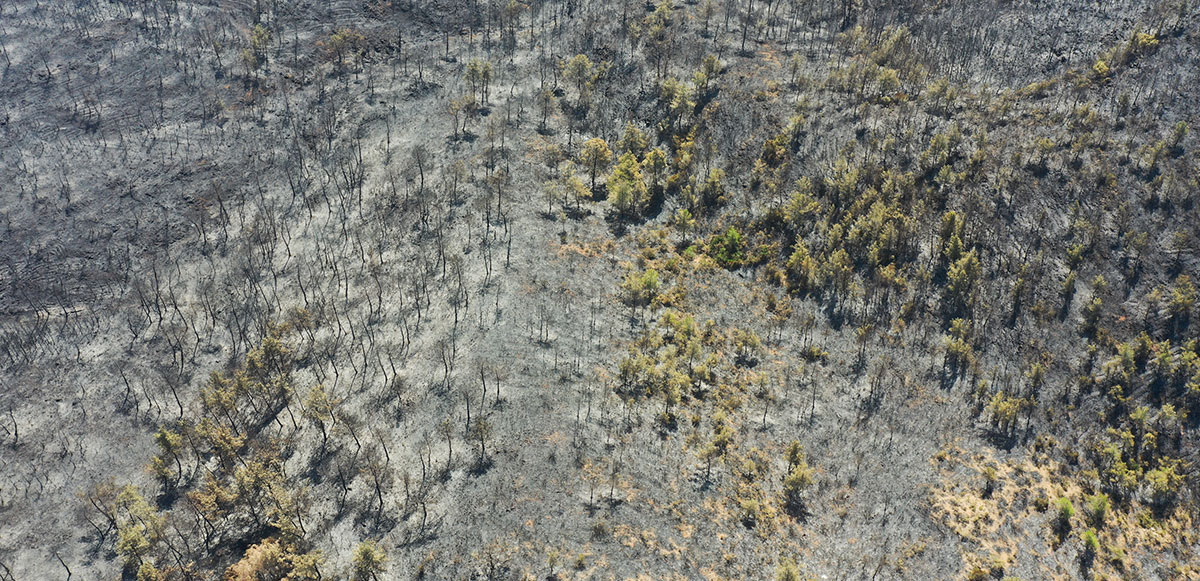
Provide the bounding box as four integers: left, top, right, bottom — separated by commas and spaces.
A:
782, 462, 815, 515
351, 540, 386, 581
709, 226, 745, 267
800, 344, 828, 362
1082, 528, 1101, 562
776, 558, 802, 581
607, 152, 648, 216
1056, 497, 1075, 531
1086, 493, 1109, 528
946, 249, 981, 311
1146, 459, 1185, 508
982, 466, 998, 497
621, 269, 661, 307
739, 497, 761, 526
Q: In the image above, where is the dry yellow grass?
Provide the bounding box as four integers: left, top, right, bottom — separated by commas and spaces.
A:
929, 444, 1197, 579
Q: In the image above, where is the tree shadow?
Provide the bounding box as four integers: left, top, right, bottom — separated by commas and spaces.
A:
469, 456, 494, 476
850, 351, 868, 377
354, 509, 399, 537
938, 366, 959, 391
563, 205, 592, 221
154, 487, 181, 510
857, 389, 882, 421
397, 517, 443, 549
980, 427, 1018, 452
784, 501, 811, 524
605, 217, 630, 238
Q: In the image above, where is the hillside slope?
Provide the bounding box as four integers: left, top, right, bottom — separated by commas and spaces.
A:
0, 0, 1197, 579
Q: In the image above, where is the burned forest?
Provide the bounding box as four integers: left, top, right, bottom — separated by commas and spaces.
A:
1, 0, 1199, 579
